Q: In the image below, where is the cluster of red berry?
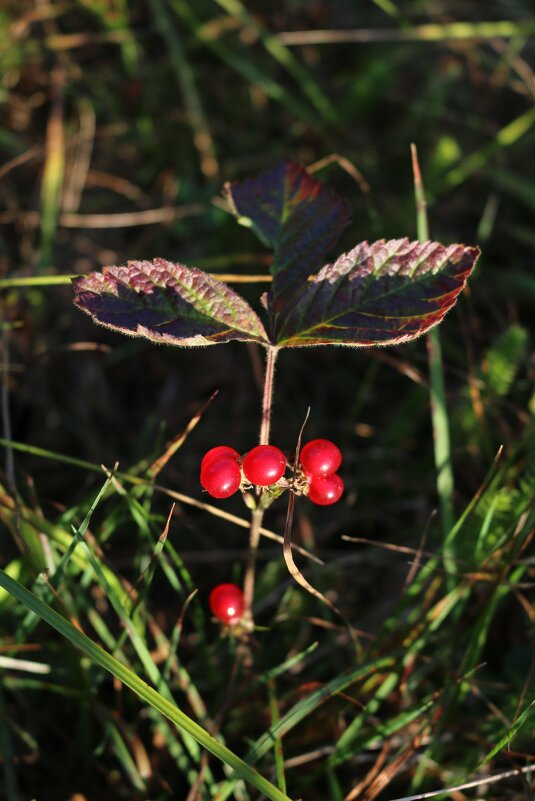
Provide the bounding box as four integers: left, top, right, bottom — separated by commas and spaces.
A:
200, 444, 286, 498
200, 439, 344, 505
203, 438, 344, 625
299, 438, 344, 506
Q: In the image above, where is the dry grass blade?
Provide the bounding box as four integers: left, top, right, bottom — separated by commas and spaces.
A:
360, 738, 420, 801
147, 391, 219, 478
127, 504, 174, 607
0, 204, 208, 228
281, 411, 355, 644
39, 67, 65, 269
307, 152, 370, 195
343, 739, 392, 801
62, 99, 96, 213
277, 20, 535, 45
341, 535, 434, 559
282, 490, 339, 615
387, 764, 535, 801
156, 482, 322, 564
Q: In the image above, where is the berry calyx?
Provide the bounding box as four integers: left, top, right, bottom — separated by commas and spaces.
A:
201, 445, 240, 471
300, 439, 342, 478
209, 583, 244, 624
307, 473, 344, 506
242, 445, 286, 486
200, 457, 241, 499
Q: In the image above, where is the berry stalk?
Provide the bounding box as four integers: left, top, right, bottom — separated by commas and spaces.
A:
243, 345, 279, 630
259, 345, 279, 446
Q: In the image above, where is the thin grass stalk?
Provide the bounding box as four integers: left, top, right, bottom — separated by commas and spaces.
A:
38, 69, 65, 271
267, 679, 287, 794
147, 0, 219, 179
0, 676, 19, 801
411, 145, 456, 574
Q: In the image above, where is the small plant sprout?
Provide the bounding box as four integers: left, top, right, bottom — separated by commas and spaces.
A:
73, 159, 480, 631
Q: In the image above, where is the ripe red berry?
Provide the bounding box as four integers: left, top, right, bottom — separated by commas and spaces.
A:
209, 583, 244, 624
242, 445, 286, 486
200, 457, 241, 499
307, 473, 344, 506
201, 445, 240, 471
300, 439, 342, 477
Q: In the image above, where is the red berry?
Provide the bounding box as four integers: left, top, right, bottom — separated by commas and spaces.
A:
307, 473, 344, 506
200, 457, 241, 499
201, 445, 240, 471
209, 583, 244, 624
242, 445, 286, 486
300, 439, 342, 477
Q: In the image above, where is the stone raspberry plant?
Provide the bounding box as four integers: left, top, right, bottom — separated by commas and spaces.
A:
73, 159, 480, 630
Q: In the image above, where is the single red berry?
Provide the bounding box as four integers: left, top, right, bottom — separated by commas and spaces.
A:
307, 473, 344, 506
300, 439, 342, 478
242, 445, 286, 486
200, 457, 241, 499
201, 445, 240, 471
209, 583, 244, 624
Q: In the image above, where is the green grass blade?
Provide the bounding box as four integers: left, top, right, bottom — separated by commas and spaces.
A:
215, 655, 395, 801
105, 718, 147, 792
0, 676, 19, 801
411, 144, 455, 567
444, 106, 535, 190
0, 275, 76, 287
168, 0, 320, 127
0, 568, 294, 801
267, 680, 287, 795
329, 670, 400, 765
478, 700, 535, 767
212, 0, 341, 125
38, 70, 65, 271
245, 656, 395, 765
147, 0, 219, 179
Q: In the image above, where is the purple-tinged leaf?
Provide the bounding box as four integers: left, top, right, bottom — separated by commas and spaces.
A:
275, 238, 480, 347
226, 160, 351, 312
73, 259, 269, 347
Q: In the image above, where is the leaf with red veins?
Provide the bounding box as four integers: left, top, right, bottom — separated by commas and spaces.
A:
73, 258, 269, 347
275, 238, 480, 347
226, 160, 351, 313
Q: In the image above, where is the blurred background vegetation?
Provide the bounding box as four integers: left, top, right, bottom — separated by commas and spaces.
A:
0, 2, 534, 800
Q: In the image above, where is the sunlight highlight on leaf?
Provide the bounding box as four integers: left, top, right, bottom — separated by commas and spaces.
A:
275, 238, 480, 347
73, 258, 269, 346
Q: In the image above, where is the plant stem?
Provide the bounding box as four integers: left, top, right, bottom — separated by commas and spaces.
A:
243, 345, 279, 629
260, 345, 279, 446
242, 507, 264, 630
411, 144, 456, 573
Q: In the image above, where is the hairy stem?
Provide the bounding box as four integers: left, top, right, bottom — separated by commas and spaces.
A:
243, 345, 279, 629
260, 345, 279, 446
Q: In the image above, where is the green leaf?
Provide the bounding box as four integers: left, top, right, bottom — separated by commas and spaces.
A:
274, 238, 480, 347
226, 160, 351, 312
0, 568, 293, 801
73, 258, 269, 346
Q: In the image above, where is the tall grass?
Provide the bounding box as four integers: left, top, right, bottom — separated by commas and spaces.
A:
0, 1, 533, 799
